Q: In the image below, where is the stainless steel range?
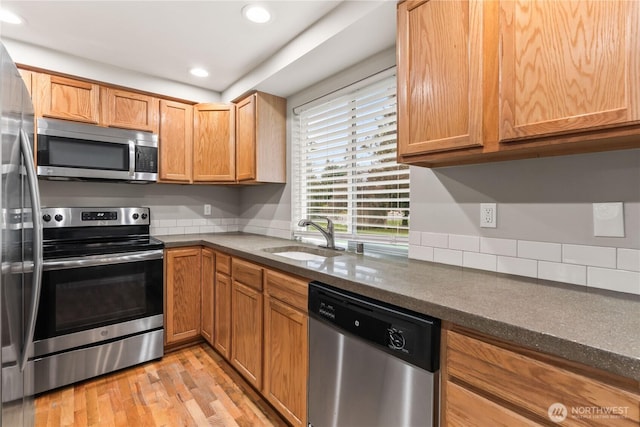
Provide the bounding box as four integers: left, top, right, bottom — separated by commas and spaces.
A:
33, 207, 164, 394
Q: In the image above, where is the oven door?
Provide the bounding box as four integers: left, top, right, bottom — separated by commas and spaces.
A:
34, 249, 163, 355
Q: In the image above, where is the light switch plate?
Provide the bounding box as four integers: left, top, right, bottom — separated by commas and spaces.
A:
593, 202, 624, 237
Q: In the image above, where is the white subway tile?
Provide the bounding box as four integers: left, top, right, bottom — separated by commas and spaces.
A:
199, 226, 215, 233
480, 237, 517, 256
463, 252, 497, 272
192, 219, 207, 226
409, 245, 434, 262
151, 220, 161, 227
538, 261, 586, 286
207, 218, 221, 225
421, 232, 448, 248
517, 240, 562, 262
588, 267, 640, 295
497, 256, 538, 278
214, 225, 228, 233
409, 231, 421, 246
158, 219, 177, 227
434, 248, 463, 266
152, 227, 169, 236
227, 225, 239, 232
222, 218, 236, 225
449, 234, 480, 252
176, 219, 193, 227
618, 248, 640, 272
184, 226, 200, 234
563, 244, 616, 268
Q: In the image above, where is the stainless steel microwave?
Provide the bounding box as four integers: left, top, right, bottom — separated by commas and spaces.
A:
36, 118, 158, 183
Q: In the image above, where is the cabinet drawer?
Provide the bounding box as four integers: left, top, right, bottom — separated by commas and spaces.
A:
216, 252, 231, 275
446, 330, 640, 426
264, 270, 308, 312
444, 381, 540, 427
232, 258, 263, 291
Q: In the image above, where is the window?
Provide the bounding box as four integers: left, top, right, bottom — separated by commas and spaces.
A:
293, 69, 409, 244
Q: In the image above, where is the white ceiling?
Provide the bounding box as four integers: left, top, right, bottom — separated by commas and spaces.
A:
1, 0, 396, 100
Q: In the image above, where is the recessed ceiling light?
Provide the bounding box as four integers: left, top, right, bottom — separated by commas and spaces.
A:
242, 5, 271, 24
0, 8, 23, 25
190, 67, 209, 78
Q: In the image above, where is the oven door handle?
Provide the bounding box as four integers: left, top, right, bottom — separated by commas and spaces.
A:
43, 249, 164, 271
20, 128, 44, 372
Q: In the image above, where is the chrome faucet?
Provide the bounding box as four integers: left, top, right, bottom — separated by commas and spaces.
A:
297, 217, 342, 250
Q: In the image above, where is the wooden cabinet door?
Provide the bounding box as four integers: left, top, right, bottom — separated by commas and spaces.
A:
499, 0, 640, 141
36, 74, 100, 124
397, 0, 484, 157
235, 94, 256, 182
159, 100, 193, 183
165, 248, 201, 345
231, 281, 263, 389
193, 103, 235, 182
102, 88, 159, 133
214, 271, 232, 360
200, 248, 215, 346
264, 296, 308, 427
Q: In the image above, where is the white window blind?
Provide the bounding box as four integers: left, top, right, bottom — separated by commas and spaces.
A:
293, 69, 409, 243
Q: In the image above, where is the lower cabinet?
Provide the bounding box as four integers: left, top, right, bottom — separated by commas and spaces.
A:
164, 247, 202, 345
263, 270, 308, 427
213, 252, 232, 359
231, 258, 264, 390
200, 248, 215, 346
441, 324, 640, 426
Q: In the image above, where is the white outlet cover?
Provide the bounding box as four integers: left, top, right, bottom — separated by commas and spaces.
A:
480, 203, 497, 228
593, 202, 624, 237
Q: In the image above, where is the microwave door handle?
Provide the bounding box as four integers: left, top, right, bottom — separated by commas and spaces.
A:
19, 128, 44, 372
129, 140, 136, 177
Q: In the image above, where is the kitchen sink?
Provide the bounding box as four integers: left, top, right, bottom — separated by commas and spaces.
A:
262, 245, 343, 261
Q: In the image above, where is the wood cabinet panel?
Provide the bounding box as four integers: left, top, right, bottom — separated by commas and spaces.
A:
444, 381, 540, 427
193, 103, 235, 182
19, 69, 33, 96
397, 0, 484, 156
235, 95, 256, 182
264, 270, 307, 313
159, 100, 193, 183
231, 258, 263, 291
499, 0, 640, 141
214, 271, 232, 360
263, 295, 308, 427
216, 252, 231, 276
36, 74, 100, 124
234, 91, 286, 183
231, 281, 263, 389
101, 88, 158, 133
165, 248, 201, 345
445, 329, 640, 426
200, 248, 215, 346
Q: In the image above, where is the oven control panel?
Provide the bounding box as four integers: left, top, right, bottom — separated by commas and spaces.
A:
41, 207, 151, 227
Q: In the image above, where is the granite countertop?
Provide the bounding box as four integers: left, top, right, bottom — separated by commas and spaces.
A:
157, 232, 640, 382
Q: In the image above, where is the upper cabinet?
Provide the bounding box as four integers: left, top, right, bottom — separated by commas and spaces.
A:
499, 1, 640, 141
397, 0, 485, 156
193, 103, 235, 182
101, 88, 159, 133
159, 100, 193, 183
397, 0, 640, 167
36, 74, 101, 124
234, 91, 286, 183
18, 69, 33, 96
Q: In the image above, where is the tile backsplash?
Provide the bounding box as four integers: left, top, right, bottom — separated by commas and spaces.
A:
150, 218, 239, 236
409, 231, 640, 295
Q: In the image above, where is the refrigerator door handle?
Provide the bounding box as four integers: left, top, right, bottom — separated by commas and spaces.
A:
19, 128, 43, 372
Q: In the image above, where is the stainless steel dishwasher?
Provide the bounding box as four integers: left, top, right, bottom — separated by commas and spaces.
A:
308, 281, 440, 427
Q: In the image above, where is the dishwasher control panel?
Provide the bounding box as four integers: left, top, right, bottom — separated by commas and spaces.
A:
309, 281, 440, 372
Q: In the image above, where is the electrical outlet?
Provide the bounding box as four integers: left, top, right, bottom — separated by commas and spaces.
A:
480, 203, 497, 228
204, 204, 212, 216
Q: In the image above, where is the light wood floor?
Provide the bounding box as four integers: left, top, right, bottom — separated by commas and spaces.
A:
35, 344, 288, 427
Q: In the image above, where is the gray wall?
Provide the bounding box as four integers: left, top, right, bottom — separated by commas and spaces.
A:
410, 149, 640, 249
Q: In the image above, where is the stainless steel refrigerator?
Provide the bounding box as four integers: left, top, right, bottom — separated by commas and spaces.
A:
0, 42, 43, 427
